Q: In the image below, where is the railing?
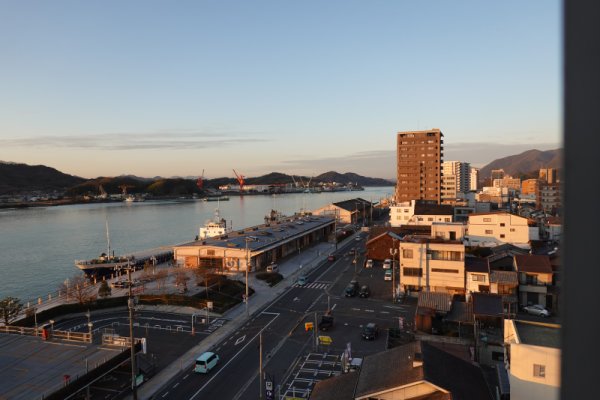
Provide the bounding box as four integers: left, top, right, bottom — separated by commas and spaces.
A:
0, 325, 92, 343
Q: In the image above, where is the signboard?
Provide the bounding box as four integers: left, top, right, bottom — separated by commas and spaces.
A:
304, 322, 313, 331
318, 335, 332, 345
135, 374, 144, 386
207, 301, 213, 310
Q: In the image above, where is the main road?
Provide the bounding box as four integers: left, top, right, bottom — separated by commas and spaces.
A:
154, 234, 416, 400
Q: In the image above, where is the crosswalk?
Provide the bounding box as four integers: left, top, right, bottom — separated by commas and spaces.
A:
293, 281, 330, 290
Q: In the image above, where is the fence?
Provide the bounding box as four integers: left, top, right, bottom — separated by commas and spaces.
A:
0, 325, 92, 343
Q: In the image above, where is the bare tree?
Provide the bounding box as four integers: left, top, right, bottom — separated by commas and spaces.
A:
175, 269, 190, 290
155, 269, 169, 291
59, 274, 92, 304
0, 297, 23, 326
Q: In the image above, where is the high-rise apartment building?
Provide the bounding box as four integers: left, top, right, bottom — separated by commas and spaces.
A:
441, 161, 471, 202
539, 168, 558, 184
396, 129, 443, 204
491, 169, 505, 182
470, 167, 479, 191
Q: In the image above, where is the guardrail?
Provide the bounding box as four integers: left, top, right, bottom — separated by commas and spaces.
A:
0, 325, 92, 343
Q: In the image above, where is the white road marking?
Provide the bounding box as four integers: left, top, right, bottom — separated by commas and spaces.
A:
189, 314, 280, 400
331, 304, 337, 310
183, 374, 189, 380
173, 383, 179, 388
235, 335, 246, 346
351, 308, 360, 311
162, 392, 169, 398
381, 311, 390, 314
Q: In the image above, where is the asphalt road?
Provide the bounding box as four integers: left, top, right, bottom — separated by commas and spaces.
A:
154, 234, 416, 400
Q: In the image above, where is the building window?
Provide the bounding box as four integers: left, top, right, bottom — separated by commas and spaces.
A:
432, 268, 459, 273
510, 228, 516, 232
445, 217, 451, 222
500, 234, 505, 238
403, 267, 422, 277
402, 249, 413, 258
207, 250, 215, 256
533, 364, 546, 378
483, 218, 492, 222
430, 250, 463, 261
485, 230, 493, 234
500, 223, 505, 227
427, 217, 433, 222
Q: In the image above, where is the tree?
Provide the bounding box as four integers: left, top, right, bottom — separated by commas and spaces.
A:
98, 281, 112, 298
175, 269, 190, 290
59, 274, 93, 304
0, 297, 23, 326
155, 269, 169, 291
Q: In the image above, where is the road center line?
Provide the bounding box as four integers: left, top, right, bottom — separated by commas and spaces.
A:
162, 392, 169, 398
189, 313, 280, 400
183, 374, 189, 380
173, 382, 179, 388
331, 304, 337, 310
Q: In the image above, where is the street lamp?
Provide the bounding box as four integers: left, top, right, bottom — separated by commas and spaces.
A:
390, 240, 398, 303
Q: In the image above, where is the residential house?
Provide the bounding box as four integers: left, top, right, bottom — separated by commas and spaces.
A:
504, 319, 561, 400
513, 255, 554, 310
472, 293, 505, 366
431, 222, 466, 241
309, 341, 494, 400
312, 198, 373, 225
465, 256, 491, 298
399, 236, 465, 295
390, 200, 453, 227
490, 270, 519, 317
466, 212, 539, 249
415, 291, 453, 333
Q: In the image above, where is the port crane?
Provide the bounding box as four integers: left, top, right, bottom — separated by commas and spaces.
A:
118, 184, 134, 196
233, 169, 245, 193
197, 169, 205, 190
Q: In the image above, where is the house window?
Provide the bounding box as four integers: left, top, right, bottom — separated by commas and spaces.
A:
432, 268, 459, 273
500, 223, 505, 227
402, 249, 413, 258
207, 250, 215, 256
483, 218, 492, 222
533, 364, 546, 378
510, 228, 516, 232
428, 217, 433, 222
430, 250, 464, 261
485, 230, 493, 234
500, 234, 506, 239
403, 267, 422, 277
445, 217, 451, 222
472, 274, 486, 282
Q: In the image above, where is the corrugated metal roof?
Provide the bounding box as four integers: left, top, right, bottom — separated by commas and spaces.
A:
490, 270, 518, 285
417, 292, 453, 312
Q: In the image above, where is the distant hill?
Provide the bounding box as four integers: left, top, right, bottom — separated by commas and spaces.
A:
314, 171, 393, 186
0, 162, 86, 195
479, 149, 562, 183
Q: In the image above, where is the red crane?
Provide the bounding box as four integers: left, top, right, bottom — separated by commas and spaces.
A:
196, 169, 205, 190
233, 169, 245, 193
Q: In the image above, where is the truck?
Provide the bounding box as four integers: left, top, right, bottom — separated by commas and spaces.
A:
319, 312, 334, 331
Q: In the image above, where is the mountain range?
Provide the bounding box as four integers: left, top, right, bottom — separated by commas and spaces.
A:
0, 148, 563, 196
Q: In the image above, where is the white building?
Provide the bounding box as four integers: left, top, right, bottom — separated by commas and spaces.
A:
504, 319, 561, 400
466, 212, 539, 248
470, 167, 479, 191
441, 161, 471, 202
389, 200, 454, 227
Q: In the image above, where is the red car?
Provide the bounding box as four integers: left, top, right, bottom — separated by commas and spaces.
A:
328, 254, 336, 261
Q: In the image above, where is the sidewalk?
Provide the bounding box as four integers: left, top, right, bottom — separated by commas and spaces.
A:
132, 239, 352, 400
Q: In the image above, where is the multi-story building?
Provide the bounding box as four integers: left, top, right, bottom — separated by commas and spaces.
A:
466, 212, 539, 248
441, 160, 471, 203
521, 178, 540, 196
539, 167, 558, 184
514, 254, 554, 309
539, 183, 561, 213
491, 169, 505, 181
504, 319, 561, 400
395, 129, 443, 204
470, 167, 479, 191
389, 200, 453, 227
493, 176, 522, 191
399, 236, 465, 295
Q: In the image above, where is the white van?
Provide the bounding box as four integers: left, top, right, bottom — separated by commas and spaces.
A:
194, 351, 219, 373
383, 259, 392, 269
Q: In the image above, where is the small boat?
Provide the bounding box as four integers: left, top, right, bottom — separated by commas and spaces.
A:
203, 196, 229, 202
75, 219, 132, 275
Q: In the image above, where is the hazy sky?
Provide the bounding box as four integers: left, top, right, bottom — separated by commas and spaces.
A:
0, 1, 561, 180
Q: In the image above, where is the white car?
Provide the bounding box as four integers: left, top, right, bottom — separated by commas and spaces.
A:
383, 259, 392, 269
266, 263, 279, 273
384, 270, 392, 281
365, 259, 373, 269
523, 304, 550, 317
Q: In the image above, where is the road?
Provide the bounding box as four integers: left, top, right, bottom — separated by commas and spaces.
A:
155, 233, 416, 400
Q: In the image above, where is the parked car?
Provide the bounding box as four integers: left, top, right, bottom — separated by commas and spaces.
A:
328, 254, 336, 262
359, 285, 370, 298
361, 323, 379, 340
355, 236, 361, 241
345, 280, 359, 297
266, 262, 279, 273
365, 259, 373, 269
384, 270, 392, 281
383, 259, 392, 269
348, 248, 357, 256
297, 275, 308, 286
523, 304, 550, 317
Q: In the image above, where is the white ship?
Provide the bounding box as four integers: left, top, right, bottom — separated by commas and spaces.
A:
198, 208, 232, 240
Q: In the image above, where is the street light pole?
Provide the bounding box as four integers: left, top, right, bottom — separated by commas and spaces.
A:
390, 240, 398, 303
245, 238, 251, 318
127, 266, 138, 400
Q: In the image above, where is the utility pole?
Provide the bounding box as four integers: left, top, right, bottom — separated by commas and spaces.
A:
390, 240, 398, 303
127, 267, 138, 400
259, 332, 264, 400
245, 238, 250, 318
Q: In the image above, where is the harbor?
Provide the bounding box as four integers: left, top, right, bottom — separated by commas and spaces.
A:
0, 187, 393, 304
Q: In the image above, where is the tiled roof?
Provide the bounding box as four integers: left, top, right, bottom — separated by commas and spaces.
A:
355, 341, 424, 398
309, 370, 359, 400
489, 270, 518, 285
418, 292, 453, 313
445, 301, 474, 323
472, 293, 504, 317
465, 257, 490, 273
514, 254, 553, 273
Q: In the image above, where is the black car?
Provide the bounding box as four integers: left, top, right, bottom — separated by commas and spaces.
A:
345, 280, 360, 297
361, 323, 379, 340
359, 285, 370, 298
319, 313, 334, 331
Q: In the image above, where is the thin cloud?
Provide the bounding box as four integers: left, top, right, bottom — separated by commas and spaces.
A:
0, 131, 269, 150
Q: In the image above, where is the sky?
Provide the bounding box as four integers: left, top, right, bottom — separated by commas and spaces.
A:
0, 1, 561, 180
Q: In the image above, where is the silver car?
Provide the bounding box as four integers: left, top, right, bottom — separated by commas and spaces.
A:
523, 304, 550, 317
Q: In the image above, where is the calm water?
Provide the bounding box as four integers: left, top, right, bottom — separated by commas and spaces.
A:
0, 187, 393, 302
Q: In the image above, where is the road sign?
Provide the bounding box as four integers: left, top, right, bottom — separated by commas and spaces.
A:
304, 322, 314, 331
265, 389, 274, 400
318, 335, 332, 345
266, 381, 273, 391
